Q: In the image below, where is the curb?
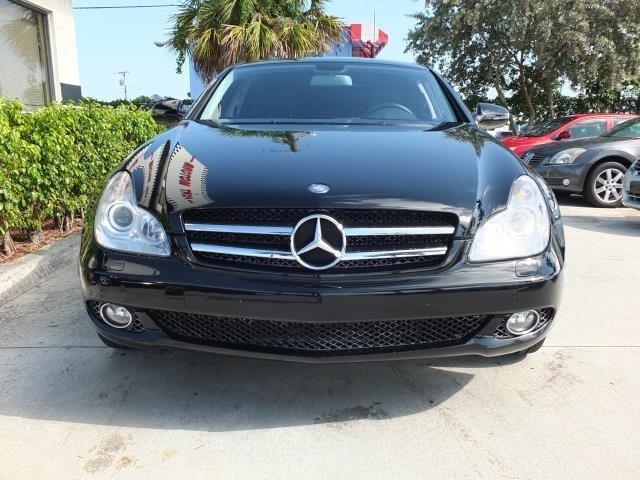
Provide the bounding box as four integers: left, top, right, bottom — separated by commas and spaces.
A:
0, 232, 81, 308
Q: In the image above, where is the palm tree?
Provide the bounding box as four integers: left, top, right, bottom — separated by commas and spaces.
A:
168, 0, 344, 83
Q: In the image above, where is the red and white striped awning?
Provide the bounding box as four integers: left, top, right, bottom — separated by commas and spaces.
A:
348, 23, 389, 58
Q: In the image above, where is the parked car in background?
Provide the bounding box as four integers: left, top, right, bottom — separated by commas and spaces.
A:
495, 130, 516, 140
79, 59, 564, 362
485, 124, 512, 138
502, 113, 637, 156
521, 117, 640, 207
151, 99, 193, 126
622, 160, 640, 210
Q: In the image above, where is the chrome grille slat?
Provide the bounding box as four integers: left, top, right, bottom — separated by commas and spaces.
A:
183, 208, 457, 272
521, 151, 546, 168
344, 226, 455, 236
190, 243, 448, 261
342, 247, 448, 260
184, 223, 455, 237
184, 223, 292, 235
190, 243, 294, 259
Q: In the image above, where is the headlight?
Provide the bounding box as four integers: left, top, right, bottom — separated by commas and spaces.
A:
94, 171, 171, 256
469, 175, 550, 262
548, 148, 585, 164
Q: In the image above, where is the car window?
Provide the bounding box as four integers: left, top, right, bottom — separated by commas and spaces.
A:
569, 119, 607, 138
612, 117, 632, 126
604, 117, 640, 137
199, 63, 457, 125
522, 117, 571, 136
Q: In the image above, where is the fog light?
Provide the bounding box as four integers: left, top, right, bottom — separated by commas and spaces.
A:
100, 303, 133, 329
562, 179, 570, 186
506, 310, 540, 336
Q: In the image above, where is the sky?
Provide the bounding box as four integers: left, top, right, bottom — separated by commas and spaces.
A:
74, 0, 422, 101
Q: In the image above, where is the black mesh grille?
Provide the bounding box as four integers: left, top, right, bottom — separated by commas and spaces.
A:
149, 310, 489, 356
347, 234, 450, 250
87, 301, 145, 333
183, 208, 457, 227
494, 308, 554, 339
196, 252, 445, 270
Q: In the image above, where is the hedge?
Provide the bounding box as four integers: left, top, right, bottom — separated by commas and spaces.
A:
0, 98, 163, 254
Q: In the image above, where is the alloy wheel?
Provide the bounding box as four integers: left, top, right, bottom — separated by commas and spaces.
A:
593, 168, 624, 204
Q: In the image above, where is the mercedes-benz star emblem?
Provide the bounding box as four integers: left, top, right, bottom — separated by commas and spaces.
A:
309, 183, 330, 194
291, 214, 346, 270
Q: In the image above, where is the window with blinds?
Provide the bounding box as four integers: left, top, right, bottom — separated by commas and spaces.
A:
0, 0, 51, 107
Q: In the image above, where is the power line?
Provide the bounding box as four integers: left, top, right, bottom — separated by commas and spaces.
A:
74, 4, 179, 10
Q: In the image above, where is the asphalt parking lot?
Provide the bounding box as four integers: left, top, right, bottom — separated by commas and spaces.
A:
1, 197, 639, 480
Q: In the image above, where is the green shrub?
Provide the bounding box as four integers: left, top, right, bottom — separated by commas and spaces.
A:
0, 98, 163, 253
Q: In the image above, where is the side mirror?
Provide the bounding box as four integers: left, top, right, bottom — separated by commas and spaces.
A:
556, 130, 571, 140
151, 100, 181, 118
476, 103, 510, 130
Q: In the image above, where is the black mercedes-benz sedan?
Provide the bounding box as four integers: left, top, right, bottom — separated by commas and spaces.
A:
80, 58, 564, 363
520, 117, 640, 207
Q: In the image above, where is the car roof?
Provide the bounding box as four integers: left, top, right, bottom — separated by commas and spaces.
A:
231, 57, 428, 71
566, 113, 636, 119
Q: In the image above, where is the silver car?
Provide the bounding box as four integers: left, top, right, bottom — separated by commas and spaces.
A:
622, 160, 640, 210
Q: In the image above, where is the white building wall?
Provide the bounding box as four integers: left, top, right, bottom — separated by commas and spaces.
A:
18, 0, 80, 101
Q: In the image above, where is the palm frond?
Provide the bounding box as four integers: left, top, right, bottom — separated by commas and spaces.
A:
169, 0, 345, 81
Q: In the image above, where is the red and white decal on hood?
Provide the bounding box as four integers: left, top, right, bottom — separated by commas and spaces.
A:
165, 143, 213, 210
128, 143, 164, 207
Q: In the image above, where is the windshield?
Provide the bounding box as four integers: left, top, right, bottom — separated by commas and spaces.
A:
198, 62, 457, 126
603, 117, 640, 137
522, 117, 572, 137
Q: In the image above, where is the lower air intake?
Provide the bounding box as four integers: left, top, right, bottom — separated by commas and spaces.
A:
148, 310, 489, 356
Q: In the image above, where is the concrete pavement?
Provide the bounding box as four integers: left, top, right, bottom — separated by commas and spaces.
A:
1, 197, 639, 479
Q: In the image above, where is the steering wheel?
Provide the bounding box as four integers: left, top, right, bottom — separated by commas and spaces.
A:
363, 103, 416, 120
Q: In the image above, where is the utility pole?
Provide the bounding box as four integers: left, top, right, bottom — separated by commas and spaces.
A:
372, 11, 378, 58
117, 71, 129, 100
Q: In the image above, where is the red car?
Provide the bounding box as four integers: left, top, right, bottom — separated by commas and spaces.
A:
502, 113, 637, 157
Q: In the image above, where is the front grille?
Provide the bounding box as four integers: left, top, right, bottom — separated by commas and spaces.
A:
86, 301, 145, 333
494, 308, 554, 339
149, 310, 489, 356
521, 152, 546, 168
182, 208, 458, 272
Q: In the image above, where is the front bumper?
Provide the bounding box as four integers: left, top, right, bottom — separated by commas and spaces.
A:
534, 163, 585, 193
80, 240, 564, 363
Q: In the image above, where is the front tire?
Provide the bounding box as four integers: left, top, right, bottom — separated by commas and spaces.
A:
584, 161, 627, 208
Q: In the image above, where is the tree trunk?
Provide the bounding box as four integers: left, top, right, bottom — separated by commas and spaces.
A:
63, 211, 75, 232
494, 78, 516, 132
29, 229, 45, 245
517, 63, 536, 125
1, 231, 14, 257
546, 83, 556, 118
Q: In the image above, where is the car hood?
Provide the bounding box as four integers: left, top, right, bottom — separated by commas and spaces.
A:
501, 135, 547, 148
125, 121, 525, 233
